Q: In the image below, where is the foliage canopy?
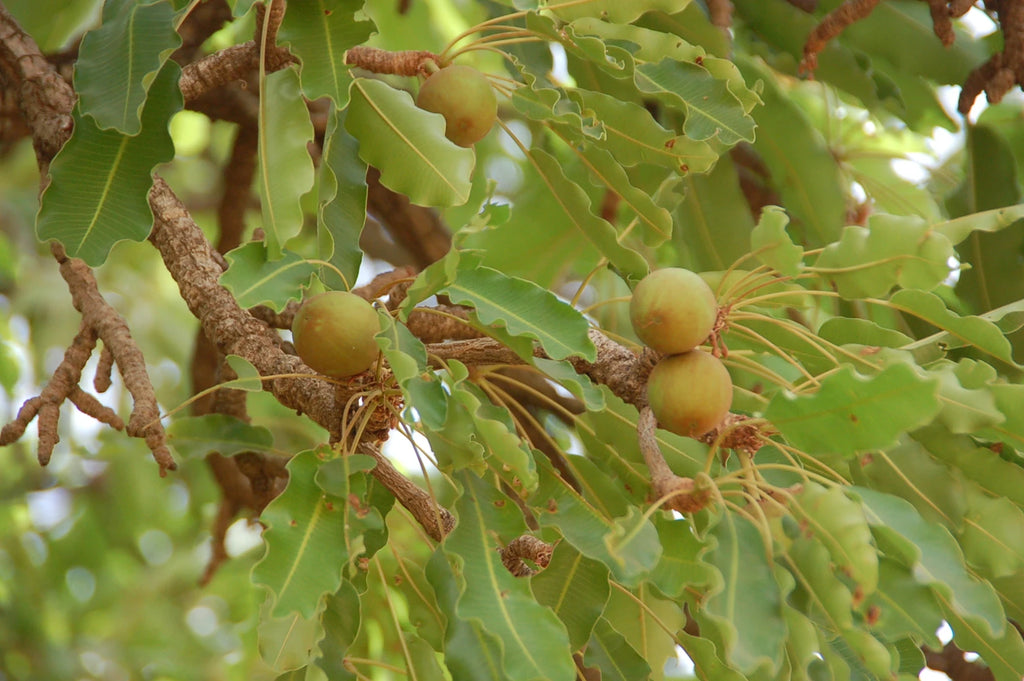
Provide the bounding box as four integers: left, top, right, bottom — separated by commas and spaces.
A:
2, 1, 1024, 681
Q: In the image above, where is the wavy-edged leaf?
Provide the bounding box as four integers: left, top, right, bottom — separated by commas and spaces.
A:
785, 527, 856, 631
37, 61, 181, 265
983, 383, 1024, 450
813, 213, 954, 298
220, 242, 316, 311
701, 512, 786, 676
674, 153, 756, 271
552, 0, 691, 23
569, 88, 716, 173
315, 581, 361, 680
817, 317, 915, 349
257, 595, 324, 672
533, 357, 606, 410
584, 618, 652, 681
529, 457, 661, 586
934, 204, 1024, 245
636, 59, 755, 144
445, 265, 596, 361
278, 0, 373, 104
346, 78, 473, 207
854, 487, 1006, 638
766, 364, 940, 457
939, 606, 1024, 681
531, 542, 610, 649
425, 549, 510, 681
258, 67, 315, 258
893, 289, 1018, 366
751, 205, 803, 276
252, 450, 377, 618
528, 148, 649, 281
317, 107, 366, 291
792, 484, 878, 596
225, 354, 265, 391
863, 557, 943, 646
577, 146, 673, 246
929, 361, 1005, 434
445, 472, 575, 681
75, 0, 180, 134
648, 516, 715, 598
960, 494, 1024, 580
166, 414, 273, 459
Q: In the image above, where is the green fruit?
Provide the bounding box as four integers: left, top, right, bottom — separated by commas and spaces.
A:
630, 267, 717, 355
416, 64, 497, 147
292, 291, 380, 378
646, 349, 732, 437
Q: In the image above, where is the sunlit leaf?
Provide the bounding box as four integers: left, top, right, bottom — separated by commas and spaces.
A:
257, 67, 316, 258
346, 78, 474, 207
445, 472, 576, 681
751, 205, 803, 276
220, 242, 317, 311
75, 0, 180, 134
317, 107, 366, 291
37, 61, 181, 265
531, 542, 610, 649
278, 0, 373, 104
445, 265, 596, 361
766, 364, 941, 457
552, 0, 691, 23
584, 618, 651, 681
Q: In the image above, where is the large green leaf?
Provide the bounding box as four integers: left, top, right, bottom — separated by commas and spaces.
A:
959, 494, 1024, 580
792, 485, 878, 597
445, 472, 576, 681
552, 0, 692, 23
74, 0, 180, 134
854, 487, 1006, 637
425, 549, 510, 681
315, 581, 361, 681
583, 618, 652, 681
530, 542, 610, 649
701, 512, 786, 676
577, 146, 673, 246
36, 61, 181, 265
278, 0, 373, 104
813, 214, 954, 299
939, 606, 1024, 681
257, 68, 316, 258
345, 78, 474, 208
444, 265, 596, 361
219, 243, 317, 311
252, 450, 380, 618
766, 363, 940, 457
648, 516, 715, 599
317, 107, 366, 291
863, 558, 943, 646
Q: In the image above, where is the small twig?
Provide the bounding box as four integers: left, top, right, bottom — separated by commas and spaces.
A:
500, 535, 554, 577
637, 407, 714, 513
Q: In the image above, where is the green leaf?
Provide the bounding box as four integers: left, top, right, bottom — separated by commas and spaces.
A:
934, 204, 1024, 245
792, 485, 878, 597
751, 205, 803, 277
278, 0, 373, 104
785, 526, 856, 631
257, 596, 324, 672
766, 364, 941, 457
444, 265, 596, 361
939, 606, 1024, 681
892, 289, 1018, 367
225, 354, 266, 391
530, 542, 610, 649
648, 516, 715, 598
36, 61, 181, 265
854, 487, 1006, 638
529, 457, 662, 586
258, 68, 316, 258
552, 0, 692, 23
813, 213, 954, 298
568, 88, 716, 173
315, 581, 361, 681
166, 414, 273, 459
929, 361, 1005, 434
584, 618, 652, 681
252, 450, 378, 618
817, 317, 915, 349
636, 59, 756, 144
673, 153, 756, 271
701, 512, 786, 676
445, 472, 576, 681
219, 243, 317, 311
527, 148, 649, 282
960, 494, 1024, 580
676, 628, 749, 681
425, 549, 510, 681
74, 0, 180, 134
317, 107, 366, 291
863, 558, 942, 646
345, 78, 474, 207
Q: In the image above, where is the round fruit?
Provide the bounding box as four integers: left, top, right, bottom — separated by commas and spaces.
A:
646, 349, 732, 437
630, 267, 717, 355
416, 64, 497, 147
292, 291, 380, 378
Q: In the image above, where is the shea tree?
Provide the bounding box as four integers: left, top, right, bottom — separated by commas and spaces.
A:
1, 2, 1024, 681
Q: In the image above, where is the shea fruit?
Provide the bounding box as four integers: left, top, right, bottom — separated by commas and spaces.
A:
646, 349, 732, 437
292, 291, 380, 378
416, 64, 497, 147
630, 267, 717, 355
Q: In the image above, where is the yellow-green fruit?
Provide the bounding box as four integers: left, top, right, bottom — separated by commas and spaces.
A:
292, 291, 380, 378
647, 349, 732, 437
416, 64, 497, 147
630, 267, 717, 355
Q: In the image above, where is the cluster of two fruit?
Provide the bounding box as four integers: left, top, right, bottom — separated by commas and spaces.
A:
630, 268, 733, 438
